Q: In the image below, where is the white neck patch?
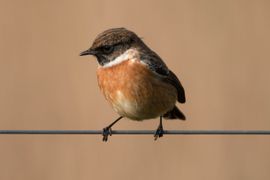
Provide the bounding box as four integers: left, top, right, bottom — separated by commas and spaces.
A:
102, 48, 139, 68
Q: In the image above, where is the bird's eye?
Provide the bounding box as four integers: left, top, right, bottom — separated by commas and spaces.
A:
102, 45, 114, 54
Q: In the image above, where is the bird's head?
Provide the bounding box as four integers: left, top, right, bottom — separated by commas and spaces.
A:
80, 28, 146, 66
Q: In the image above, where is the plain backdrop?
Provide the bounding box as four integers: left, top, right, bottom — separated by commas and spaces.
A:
0, 0, 270, 180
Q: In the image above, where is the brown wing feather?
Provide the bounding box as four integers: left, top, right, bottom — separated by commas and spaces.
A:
139, 49, 186, 103
165, 70, 186, 103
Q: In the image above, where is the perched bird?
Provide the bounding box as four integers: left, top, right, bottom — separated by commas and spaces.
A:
80, 28, 186, 141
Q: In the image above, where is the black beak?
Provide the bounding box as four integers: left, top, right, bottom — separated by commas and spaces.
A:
79, 49, 96, 56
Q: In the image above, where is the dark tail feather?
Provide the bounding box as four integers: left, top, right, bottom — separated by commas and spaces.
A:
163, 106, 186, 120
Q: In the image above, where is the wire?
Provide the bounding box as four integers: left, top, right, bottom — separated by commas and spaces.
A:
0, 130, 270, 135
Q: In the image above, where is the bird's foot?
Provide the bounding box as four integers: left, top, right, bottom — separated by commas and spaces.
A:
102, 127, 112, 142
154, 125, 164, 140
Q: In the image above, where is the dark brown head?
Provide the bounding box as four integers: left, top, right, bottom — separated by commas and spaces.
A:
80, 28, 145, 66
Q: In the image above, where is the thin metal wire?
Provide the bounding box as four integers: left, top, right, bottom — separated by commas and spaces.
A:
0, 130, 270, 135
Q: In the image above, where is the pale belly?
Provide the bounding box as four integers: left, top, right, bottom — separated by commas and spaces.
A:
97, 59, 177, 120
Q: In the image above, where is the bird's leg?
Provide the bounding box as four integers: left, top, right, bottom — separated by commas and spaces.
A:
154, 116, 164, 140
102, 116, 123, 142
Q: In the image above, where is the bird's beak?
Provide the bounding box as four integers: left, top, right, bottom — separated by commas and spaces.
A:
79, 48, 96, 56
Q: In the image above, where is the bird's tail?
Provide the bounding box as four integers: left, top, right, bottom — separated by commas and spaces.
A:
163, 106, 186, 120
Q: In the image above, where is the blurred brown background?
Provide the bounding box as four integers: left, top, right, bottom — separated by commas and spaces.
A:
1, 0, 270, 179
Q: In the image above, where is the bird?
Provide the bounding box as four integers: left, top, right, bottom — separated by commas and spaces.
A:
80, 28, 186, 141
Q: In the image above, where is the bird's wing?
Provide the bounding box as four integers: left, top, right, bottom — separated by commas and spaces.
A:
165, 70, 186, 103
140, 50, 186, 103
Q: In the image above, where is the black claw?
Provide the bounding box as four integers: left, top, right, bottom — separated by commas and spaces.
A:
154, 125, 164, 140
154, 116, 164, 140
101, 116, 123, 142
102, 127, 112, 142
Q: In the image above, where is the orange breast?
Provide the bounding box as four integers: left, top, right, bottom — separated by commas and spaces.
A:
96, 59, 177, 120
